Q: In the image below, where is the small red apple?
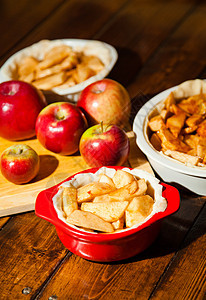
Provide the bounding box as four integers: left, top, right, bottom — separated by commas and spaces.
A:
35, 102, 88, 155
0, 80, 46, 141
77, 79, 131, 128
79, 123, 130, 167
0, 144, 40, 184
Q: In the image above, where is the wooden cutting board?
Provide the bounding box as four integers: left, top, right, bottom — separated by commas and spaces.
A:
0, 131, 153, 217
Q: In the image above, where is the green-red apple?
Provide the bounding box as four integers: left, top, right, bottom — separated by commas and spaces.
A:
77, 79, 131, 128
0, 144, 40, 184
79, 123, 130, 167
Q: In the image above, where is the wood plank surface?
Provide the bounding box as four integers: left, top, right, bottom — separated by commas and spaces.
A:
0, 0, 206, 299
151, 203, 206, 300
0, 0, 128, 65
128, 2, 206, 98
0, 212, 68, 299
0, 0, 66, 58
96, 0, 199, 87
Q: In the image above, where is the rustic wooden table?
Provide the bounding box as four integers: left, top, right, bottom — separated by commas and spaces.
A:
0, 0, 205, 299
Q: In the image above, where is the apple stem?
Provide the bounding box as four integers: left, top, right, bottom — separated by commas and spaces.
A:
55, 109, 65, 121
92, 89, 102, 94
17, 148, 23, 155
8, 91, 15, 95
100, 121, 104, 133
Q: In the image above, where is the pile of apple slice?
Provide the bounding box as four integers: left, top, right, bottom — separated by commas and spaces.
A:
60, 170, 154, 233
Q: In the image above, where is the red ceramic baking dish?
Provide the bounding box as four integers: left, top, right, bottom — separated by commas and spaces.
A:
35, 166, 180, 262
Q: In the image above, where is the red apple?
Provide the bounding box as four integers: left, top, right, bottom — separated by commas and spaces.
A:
0, 80, 46, 141
0, 144, 40, 184
79, 123, 130, 167
77, 79, 131, 128
35, 102, 88, 155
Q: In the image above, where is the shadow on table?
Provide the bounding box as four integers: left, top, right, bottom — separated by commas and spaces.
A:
31, 155, 59, 182
108, 46, 142, 87
129, 92, 155, 125
42, 90, 70, 104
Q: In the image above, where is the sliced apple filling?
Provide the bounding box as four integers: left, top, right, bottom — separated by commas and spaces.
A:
58, 170, 157, 233
148, 80, 206, 167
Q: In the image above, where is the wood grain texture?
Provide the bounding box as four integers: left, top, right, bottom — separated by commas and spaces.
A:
0, 212, 68, 299
96, 0, 198, 87
128, 3, 206, 98
151, 204, 206, 300
0, 0, 128, 65
0, 0, 66, 58
0, 0, 206, 299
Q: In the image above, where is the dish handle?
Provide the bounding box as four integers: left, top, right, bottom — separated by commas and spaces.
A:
35, 185, 60, 227
161, 182, 180, 217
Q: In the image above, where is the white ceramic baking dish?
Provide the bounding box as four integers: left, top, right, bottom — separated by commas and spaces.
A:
133, 80, 206, 195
